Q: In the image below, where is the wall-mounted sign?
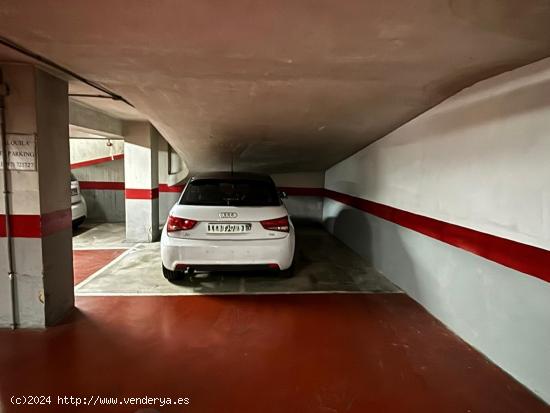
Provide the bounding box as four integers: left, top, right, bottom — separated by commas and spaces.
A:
0, 134, 36, 171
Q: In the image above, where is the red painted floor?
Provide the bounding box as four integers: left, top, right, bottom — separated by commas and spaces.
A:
72, 249, 126, 285
0, 294, 547, 413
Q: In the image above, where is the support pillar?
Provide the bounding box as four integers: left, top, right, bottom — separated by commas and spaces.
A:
124, 122, 159, 242
0, 64, 73, 328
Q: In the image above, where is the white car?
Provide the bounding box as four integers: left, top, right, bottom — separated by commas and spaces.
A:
71, 173, 87, 229
160, 172, 295, 280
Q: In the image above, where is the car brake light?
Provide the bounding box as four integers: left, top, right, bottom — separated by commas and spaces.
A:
260, 216, 289, 232
167, 215, 197, 232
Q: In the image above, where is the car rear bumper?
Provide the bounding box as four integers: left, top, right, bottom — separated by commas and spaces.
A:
161, 229, 295, 271
71, 199, 87, 221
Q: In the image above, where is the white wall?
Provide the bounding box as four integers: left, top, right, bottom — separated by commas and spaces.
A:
272, 172, 325, 223
158, 138, 185, 225
323, 58, 550, 402
326, 59, 550, 250
70, 138, 125, 222
72, 157, 124, 183
69, 138, 123, 165
73, 159, 125, 222
271, 172, 324, 188
71, 136, 186, 225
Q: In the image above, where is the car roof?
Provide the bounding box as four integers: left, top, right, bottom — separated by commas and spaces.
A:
188, 172, 274, 183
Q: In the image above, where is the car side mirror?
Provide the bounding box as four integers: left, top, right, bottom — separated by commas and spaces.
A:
279, 191, 288, 199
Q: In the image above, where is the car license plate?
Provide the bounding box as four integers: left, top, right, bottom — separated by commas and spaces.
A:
207, 223, 251, 233
71, 188, 78, 196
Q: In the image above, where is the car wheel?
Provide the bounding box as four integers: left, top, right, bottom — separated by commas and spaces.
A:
72, 216, 85, 230
162, 265, 182, 281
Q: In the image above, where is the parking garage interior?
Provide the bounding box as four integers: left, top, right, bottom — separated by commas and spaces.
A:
1, 1, 550, 412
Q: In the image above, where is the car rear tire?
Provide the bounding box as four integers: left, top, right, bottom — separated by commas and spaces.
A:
72, 216, 85, 230
162, 265, 182, 281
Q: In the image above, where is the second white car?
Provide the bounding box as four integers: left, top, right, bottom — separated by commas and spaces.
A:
71, 173, 87, 229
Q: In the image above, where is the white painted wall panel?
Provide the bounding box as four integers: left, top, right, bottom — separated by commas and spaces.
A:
69, 138, 123, 164
72, 157, 124, 182
159, 192, 181, 225
326, 58, 550, 250
71, 135, 182, 224
272, 172, 325, 222
0, 65, 40, 215
81, 189, 125, 222
71, 157, 125, 222
282, 196, 324, 223
125, 198, 159, 242
272, 172, 324, 188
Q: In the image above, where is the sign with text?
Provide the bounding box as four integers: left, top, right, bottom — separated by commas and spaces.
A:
0, 134, 36, 171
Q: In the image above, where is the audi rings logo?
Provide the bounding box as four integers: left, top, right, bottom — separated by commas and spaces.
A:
219, 212, 238, 218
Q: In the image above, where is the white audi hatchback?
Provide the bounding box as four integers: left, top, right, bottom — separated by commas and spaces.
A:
160, 172, 295, 280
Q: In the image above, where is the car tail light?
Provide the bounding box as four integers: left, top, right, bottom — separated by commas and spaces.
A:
167, 215, 197, 232
260, 216, 289, 232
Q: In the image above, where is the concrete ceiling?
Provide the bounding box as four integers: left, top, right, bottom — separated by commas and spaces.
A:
1, 1, 550, 174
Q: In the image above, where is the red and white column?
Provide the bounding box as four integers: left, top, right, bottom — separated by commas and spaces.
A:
124, 122, 159, 242
0, 64, 73, 328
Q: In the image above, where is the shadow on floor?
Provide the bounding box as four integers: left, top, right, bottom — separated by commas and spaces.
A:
72, 223, 94, 237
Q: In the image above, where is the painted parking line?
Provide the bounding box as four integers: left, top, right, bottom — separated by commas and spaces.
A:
73, 245, 133, 251
73, 249, 127, 286
74, 244, 142, 290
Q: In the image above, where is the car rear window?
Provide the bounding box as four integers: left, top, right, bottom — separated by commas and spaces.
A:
180, 179, 281, 207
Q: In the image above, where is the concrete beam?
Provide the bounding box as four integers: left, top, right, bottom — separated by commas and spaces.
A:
69, 99, 123, 138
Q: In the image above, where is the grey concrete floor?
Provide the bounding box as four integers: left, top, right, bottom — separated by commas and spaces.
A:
73, 222, 134, 250
74, 222, 400, 296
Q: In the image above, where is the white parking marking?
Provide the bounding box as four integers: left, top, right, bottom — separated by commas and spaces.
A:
73, 246, 133, 251
74, 244, 142, 290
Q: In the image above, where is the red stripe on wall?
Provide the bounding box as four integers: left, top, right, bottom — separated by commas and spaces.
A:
0, 214, 41, 237
79, 182, 184, 192
324, 189, 550, 284
0, 208, 72, 238
70, 154, 124, 169
159, 183, 185, 193
79, 181, 125, 190
125, 188, 159, 200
